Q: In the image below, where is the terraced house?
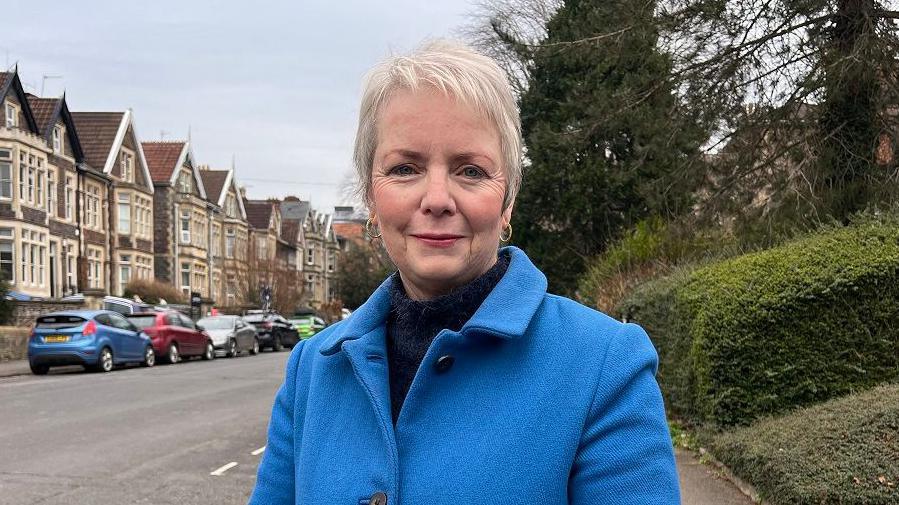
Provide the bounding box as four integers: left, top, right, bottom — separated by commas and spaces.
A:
0, 69, 85, 298
199, 167, 249, 307
71, 110, 154, 296
143, 141, 213, 300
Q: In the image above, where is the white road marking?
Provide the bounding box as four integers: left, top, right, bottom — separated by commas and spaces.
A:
251, 446, 266, 456
210, 462, 238, 476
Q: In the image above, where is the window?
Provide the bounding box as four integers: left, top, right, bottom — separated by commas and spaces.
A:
84, 185, 101, 228
0, 228, 13, 283
193, 264, 207, 297
225, 194, 237, 218
327, 251, 335, 272
180, 211, 190, 244
5, 103, 17, 128
306, 247, 314, 265
211, 224, 221, 258
18, 152, 42, 206
35, 167, 43, 209
226, 275, 236, 305
136, 255, 152, 280
46, 170, 56, 217
0, 149, 11, 199
64, 176, 74, 219
118, 193, 131, 234
178, 172, 191, 193
181, 262, 190, 294
52, 126, 62, 153
119, 255, 131, 295
87, 247, 103, 289
306, 273, 314, 294
20, 231, 46, 287
257, 237, 268, 260
120, 152, 133, 182
225, 228, 235, 258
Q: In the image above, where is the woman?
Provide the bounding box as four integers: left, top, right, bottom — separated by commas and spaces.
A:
250, 40, 680, 504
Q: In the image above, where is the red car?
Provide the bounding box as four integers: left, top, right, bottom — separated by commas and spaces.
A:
127, 311, 215, 364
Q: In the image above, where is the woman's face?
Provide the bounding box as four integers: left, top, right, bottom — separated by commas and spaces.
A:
370, 88, 511, 300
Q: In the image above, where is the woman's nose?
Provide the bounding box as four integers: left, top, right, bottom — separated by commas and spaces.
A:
420, 171, 456, 216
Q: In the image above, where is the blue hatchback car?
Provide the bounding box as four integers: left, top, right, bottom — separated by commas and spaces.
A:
28, 310, 156, 375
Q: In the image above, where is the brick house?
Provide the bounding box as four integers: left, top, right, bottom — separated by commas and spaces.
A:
0, 69, 86, 298
71, 110, 154, 296
300, 207, 339, 308
143, 141, 213, 299
198, 167, 249, 307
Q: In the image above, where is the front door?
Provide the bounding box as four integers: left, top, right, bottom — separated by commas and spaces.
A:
49, 242, 57, 298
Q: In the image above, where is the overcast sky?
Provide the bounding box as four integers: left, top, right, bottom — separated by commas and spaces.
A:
6, 0, 478, 212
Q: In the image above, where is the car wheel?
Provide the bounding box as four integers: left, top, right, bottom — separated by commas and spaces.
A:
203, 341, 215, 360
167, 343, 180, 364
98, 347, 114, 373
272, 331, 284, 352
142, 346, 156, 367
30, 363, 49, 375
250, 338, 260, 355
228, 339, 238, 358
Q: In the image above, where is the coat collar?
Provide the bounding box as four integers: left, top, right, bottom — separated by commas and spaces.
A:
319, 246, 547, 356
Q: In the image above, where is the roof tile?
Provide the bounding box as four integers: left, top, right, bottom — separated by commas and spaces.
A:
141, 141, 185, 182
70, 112, 125, 170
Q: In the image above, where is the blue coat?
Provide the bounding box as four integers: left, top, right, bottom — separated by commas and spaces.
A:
250, 247, 680, 504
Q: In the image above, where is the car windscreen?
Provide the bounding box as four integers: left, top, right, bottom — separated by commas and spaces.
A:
197, 317, 233, 330
126, 315, 157, 329
35, 315, 86, 329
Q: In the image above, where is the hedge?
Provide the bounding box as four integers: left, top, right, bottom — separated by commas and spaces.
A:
707, 382, 899, 504
618, 217, 899, 426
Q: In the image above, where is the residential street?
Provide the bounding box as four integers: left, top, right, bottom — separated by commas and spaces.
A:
0, 351, 288, 505
0, 349, 753, 505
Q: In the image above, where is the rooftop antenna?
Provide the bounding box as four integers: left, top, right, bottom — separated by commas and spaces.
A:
41, 75, 63, 97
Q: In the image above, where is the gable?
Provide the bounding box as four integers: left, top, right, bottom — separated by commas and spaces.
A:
0, 72, 40, 134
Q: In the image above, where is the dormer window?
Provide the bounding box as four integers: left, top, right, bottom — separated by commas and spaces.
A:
178, 172, 191, 193
52, 126, 62, 153
120, 152, 133, 182
5, 103, 17, 128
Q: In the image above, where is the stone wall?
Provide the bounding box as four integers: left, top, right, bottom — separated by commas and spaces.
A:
10, 300, 85, 328
0, 326, 31, 361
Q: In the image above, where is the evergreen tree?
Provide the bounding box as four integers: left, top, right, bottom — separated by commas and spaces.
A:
513, 0, 706, 295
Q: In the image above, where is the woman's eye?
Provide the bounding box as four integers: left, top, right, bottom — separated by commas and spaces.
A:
461, 165, 486, 178
389, 164, 416, 176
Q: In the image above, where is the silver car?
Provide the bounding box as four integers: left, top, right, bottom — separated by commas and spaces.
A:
197, 315, 259, 357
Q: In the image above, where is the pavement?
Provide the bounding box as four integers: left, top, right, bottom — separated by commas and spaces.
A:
0, 357, 756, 504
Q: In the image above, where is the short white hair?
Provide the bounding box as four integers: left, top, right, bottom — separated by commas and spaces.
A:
353, 39, 522, 210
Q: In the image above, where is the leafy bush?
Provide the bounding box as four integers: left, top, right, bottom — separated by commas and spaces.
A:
619, 216, 899, 426
578, 216, 733, 312
123, 279, 186, 305
708, 382, 899, 504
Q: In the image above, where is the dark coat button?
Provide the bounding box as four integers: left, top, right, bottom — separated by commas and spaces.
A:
435, 355, 455, 373
370, 491, 387, 505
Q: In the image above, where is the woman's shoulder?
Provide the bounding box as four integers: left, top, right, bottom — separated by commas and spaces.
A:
534, 292, 657, 362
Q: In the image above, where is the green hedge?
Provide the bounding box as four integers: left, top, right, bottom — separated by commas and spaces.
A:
619, 217, 899, 426
708, 382, 899, 504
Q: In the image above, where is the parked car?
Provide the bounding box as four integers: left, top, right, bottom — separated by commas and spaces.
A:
127, 310, 215, 364
28, 310, 156, 374
196, 315, 259, 357
243, 312, 300, 351
288, 315, 327, 339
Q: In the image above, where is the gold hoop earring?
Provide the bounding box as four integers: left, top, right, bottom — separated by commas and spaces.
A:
500, 223, 512, 242
365, 218, 381, 239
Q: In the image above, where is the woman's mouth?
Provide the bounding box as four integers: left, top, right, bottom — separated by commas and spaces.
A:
412, 234, 464, 248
